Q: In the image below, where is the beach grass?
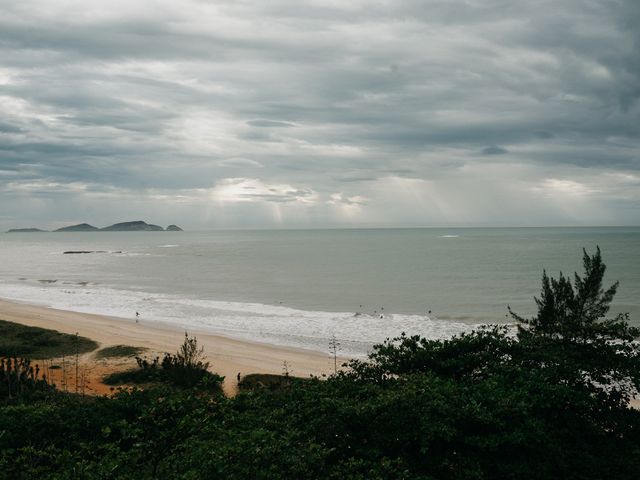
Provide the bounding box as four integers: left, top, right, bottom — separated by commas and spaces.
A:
102, 367, 157, 386
0, 319, 98, 359
95, 345, 146, 359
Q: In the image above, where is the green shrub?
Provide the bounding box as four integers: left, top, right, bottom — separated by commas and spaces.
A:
0, 321, 98, 359
95, 345, 147, 359
103, 334, 224, 392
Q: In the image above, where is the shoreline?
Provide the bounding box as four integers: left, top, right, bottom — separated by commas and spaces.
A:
0, 298, 344, 396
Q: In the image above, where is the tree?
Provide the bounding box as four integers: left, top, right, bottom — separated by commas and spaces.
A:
510, 246, 640, 342
507, 247, 640, 406
175, 332, 209, 370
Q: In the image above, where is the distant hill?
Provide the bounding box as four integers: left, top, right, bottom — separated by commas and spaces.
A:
7, 221, 183, 233
55, 223, 99, 232
100, 221, 164, 231
6, 228, 48, 233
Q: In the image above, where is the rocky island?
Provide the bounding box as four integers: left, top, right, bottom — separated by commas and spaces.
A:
7, 221, 183, 233
100, 221, 164, 231
55, 223, 100, 232
6, 228, 48, 233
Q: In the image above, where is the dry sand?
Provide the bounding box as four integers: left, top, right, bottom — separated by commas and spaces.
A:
0, 298, 344, 396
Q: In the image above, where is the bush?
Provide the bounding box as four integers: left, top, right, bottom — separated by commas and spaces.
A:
103, 333, 223, 392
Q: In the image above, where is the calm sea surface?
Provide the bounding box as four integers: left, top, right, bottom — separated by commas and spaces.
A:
1, 227, 638, 356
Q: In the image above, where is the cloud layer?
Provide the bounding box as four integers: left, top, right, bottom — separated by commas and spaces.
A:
1, 0, 639, 228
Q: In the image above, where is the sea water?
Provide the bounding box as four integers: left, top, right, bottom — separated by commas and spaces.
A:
0, 227, 638, 356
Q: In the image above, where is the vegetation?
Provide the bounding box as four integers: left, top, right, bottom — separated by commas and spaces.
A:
510, 246, 640, 342
238, 373, 309, 392
103, 333, 224, 392
95, 345, 147, 359
102, 363, 158, 386
1, 249, 639, 479
0, 320, 98, 358
0, 357, 55, 402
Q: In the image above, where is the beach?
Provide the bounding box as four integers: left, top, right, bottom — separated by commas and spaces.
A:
2, 295, 639, 407
0, 298, 341, 396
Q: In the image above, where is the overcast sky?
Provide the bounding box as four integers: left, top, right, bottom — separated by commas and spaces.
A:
1, 0, 638, 229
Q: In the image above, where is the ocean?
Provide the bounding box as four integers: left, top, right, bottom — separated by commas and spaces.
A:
1, 227, 638, 356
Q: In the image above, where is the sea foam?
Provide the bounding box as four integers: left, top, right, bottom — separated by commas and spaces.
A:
0, 280, 474, 357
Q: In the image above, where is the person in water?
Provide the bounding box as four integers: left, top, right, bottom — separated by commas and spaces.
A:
135, 311, 140, 323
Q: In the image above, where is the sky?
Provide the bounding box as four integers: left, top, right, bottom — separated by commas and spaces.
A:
0, 0, 639, 230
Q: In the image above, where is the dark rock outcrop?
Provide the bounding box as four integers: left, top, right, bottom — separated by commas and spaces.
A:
166, 225, 183, 231
63, 250, 108, 254
7, 228, 47, 233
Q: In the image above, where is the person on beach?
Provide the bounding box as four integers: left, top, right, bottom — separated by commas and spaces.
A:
237, 372, 241, 382
135, 311, 140, 323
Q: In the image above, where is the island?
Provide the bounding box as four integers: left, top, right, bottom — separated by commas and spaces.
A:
55, 223, 100, 232
100, 221, 164, 231
7, 221, 183, 233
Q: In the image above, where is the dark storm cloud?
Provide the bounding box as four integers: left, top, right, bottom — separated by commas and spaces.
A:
0, 0, 639, 228
482, 146, 508, 156
0, 122, 23, 134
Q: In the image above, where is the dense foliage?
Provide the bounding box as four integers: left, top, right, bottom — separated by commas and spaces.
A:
1, 249, 639, 479
0, 357, 55, 402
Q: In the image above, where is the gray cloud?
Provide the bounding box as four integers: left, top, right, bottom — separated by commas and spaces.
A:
0, 0, 639, 229
247, 120, 296, 128
482, 146, 509, 156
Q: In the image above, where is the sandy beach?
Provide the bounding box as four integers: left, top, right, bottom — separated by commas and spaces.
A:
0, 298, 344, 396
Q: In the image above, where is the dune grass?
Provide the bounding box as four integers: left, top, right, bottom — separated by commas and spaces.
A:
0, 319, 98, 359
95, 345, 146, 359
102, 367, 157, 386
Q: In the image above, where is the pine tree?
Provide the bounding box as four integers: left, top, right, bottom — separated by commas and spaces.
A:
510, 247, 639, 342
